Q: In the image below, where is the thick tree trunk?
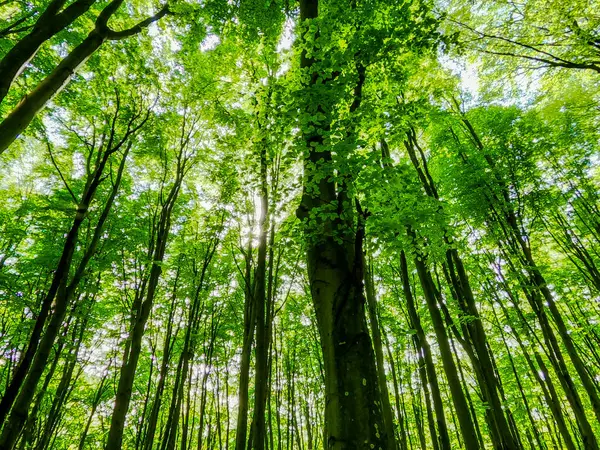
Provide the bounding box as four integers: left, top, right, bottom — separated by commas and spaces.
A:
302, 213, 388, 449
297, 1, 387, 447
0, 0, 168, 155
0, 0, 96, 104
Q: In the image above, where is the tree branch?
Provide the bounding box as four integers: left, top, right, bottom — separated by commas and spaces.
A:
46, 141, 78, 204
451, 17, 600, 73
106, 4, 170, 40
0, 12, 36, 37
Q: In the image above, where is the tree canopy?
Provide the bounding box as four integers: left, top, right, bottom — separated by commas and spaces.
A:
0, 0, 599, 448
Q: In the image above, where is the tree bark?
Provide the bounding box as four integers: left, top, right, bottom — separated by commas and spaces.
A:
399, 251, 451, 450
364, 262, 398, 450
297, 1, 387, 447
0, 139, 131, 450
105, 147, 186, 450
0, 0, 96, 104
0, 0, 168, 155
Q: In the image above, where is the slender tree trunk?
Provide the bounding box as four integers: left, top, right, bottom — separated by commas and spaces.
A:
506, 249, 599, 449
18, 338, 65, 449
274, 329, 283, 450
105, 152, 186, 450
408, 372, 426, 450
0, 0, 168, 154
410, 247, 480, 450
34, 310, 89, 450
249, 129, 270, 450
135, 343, 156, 450
459, 114, 600, 443
163, 238, 217, 450
0, 143, 130, 449
78, 369, 110, 450
384, 338, 407, 450
399, 252, 450, 450
142, 274, 180, 450
489, 289, 577, 450
414, 338, 439, 450
0, 30, 105, 153
235, 239, 256, 450
491, 304, 545, 450
197, 308, 220, 450
364, 262, 398, 450
404, 131, 517, 449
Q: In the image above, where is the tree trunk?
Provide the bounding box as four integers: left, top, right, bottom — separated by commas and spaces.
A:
459, 113, 600, 444
297, 1, 387, 447
0, 142, 130, 449
410, 247, 480, 450
0, 0, 96, 104
404, 130, 517, 449
364, 262, 398, 450
105, 152, 185, 450
78, 369, 110, 450
0, 30, 105, 154
142, 273, 180, 450
489, 287, 578, 450
249, 123, 270, 450
163, 237, 217, 450
0, 0, 168, 154
235, 239, 256, 450
383, 338, 407, 450
491, 304, 545, 450
399, 251, 450, 450
34, 308, 89, 450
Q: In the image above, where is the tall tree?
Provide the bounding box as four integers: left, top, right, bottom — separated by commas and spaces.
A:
296, 0, 387, 446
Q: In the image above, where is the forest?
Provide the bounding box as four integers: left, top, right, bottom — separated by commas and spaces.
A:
0, 0, 599, 448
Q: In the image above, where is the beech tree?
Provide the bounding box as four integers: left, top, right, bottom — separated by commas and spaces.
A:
0, 0, 600, 449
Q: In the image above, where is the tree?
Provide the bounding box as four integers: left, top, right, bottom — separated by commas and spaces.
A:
0, 0, 599, 449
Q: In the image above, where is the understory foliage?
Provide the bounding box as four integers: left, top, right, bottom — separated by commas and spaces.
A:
0, 0, 599, 448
